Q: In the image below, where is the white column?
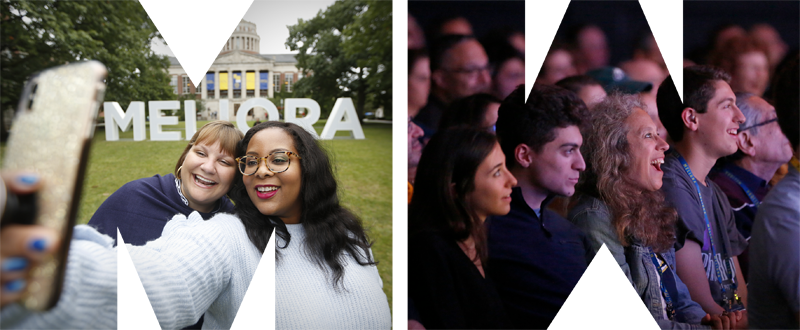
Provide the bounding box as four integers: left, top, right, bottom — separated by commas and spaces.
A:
228, 68, 234, 100
201, 74, 207, 100
268, 71, 274, 98
255, 69, 260, 98
214, 71, 220, 99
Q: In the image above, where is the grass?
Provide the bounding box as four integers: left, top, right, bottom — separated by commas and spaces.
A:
2, 119, 393, 310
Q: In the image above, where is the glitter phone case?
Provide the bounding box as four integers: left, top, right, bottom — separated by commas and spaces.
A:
2, 61, 107, 311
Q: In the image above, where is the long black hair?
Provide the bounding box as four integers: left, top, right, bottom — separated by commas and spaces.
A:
228, 121, 375, 288
409, 127, 498, 263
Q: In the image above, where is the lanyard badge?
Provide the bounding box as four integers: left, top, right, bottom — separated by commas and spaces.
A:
677, 155, 742, 311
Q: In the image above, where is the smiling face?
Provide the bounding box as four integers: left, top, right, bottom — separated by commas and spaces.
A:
465, 143, 517, 221
745, 96, 794, 165
626, 108, 670, 191
696, 80, 746, 159
180, 141, 237, 213
528, 125, 586, 197
242, 128, 303, 224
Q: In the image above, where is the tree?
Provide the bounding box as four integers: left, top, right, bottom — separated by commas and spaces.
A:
343, 0, 392, 119
1, 0, 173, 141
285, 0, 392, 121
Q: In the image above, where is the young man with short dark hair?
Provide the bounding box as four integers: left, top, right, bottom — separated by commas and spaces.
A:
487, 84, 591, 329
656, 66, 748, 326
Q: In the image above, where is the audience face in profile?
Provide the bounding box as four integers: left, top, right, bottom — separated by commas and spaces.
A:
531, 125, 585, 197
466, 142, 517, 221
737, 94, 793, 170
625, 107, 670, 191
698, 79, 746, 159
409, 55, 431, 117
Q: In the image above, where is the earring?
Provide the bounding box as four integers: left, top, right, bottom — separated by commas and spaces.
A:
177, 165, 183, 178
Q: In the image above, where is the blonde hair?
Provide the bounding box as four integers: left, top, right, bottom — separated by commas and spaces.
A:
174, 120, 244, 176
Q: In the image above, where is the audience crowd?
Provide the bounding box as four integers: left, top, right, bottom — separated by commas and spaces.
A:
408, 12, 798, 330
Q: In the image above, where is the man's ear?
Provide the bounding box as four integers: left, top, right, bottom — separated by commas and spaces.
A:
681, 107, 699, 132
515, 144, 533, 168
737, 131, 756, 157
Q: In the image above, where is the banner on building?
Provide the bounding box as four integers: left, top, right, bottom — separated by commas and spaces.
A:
260, 72, 269, 90
246, 72, 255, 90
206, 73, 215, 91
220, 72, 228, 90
233, 72, 242, 90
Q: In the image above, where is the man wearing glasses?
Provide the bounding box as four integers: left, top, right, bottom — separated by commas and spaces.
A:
415, 34, 491, 137
708, 92, 793, 281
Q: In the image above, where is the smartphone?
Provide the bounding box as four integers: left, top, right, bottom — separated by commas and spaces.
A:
1, 60, 107, 311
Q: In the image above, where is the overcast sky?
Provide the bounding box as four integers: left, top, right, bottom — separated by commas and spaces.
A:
150, 0, 336, 56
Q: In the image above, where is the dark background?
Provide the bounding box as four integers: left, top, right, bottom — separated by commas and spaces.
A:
400, 0, 800, 65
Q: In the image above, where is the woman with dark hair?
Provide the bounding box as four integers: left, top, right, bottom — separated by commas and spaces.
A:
438, 93, 502, 134
0, 122, 391, 329
567, 94, 731, 329
408, 127, 517, 329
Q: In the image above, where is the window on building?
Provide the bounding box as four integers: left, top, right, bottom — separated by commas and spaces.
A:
170, 75, 178, 94
260, 72, 269, 97
286, 74, 293, 93
220, 72, 229, 99
232, 71, 242, 99
182, 76, 190, 94
274, 74, 281, 92
206, 72, 215, 99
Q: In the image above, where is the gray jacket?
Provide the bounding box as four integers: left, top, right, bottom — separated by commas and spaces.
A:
569, 195, 710, 329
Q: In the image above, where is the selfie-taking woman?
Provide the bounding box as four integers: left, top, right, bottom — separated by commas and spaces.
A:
0, 122, 391, 329
567, 94, 730, 329
88, 120, 242, 246
408, 127, 517, 329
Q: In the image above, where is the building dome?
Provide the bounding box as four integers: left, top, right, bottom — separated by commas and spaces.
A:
221, 19, 260, 55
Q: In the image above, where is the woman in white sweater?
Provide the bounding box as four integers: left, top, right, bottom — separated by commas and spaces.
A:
0, 122, 391, 329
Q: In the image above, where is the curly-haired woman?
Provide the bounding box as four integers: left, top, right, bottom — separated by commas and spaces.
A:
568, 94, 733, 329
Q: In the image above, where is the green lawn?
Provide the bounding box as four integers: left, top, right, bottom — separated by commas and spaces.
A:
3, 119, 393, 309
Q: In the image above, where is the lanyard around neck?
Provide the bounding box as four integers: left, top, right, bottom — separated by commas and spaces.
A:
721, 169, 760, 207
649, 252, 676, 321
676, 154, 737, 293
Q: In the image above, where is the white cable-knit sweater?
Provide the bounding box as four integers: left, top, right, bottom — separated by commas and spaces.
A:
1, 212, 391, 329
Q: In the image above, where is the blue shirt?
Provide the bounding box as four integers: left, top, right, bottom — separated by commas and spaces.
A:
88, 173, 234, 246
485, 187, 591, 329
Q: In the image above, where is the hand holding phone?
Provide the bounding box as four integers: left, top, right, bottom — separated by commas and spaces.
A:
0, 173, 60, 309
1, 61, 106, 311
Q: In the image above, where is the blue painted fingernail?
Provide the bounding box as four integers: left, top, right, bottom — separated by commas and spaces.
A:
28, 238, 48, 252
1, 257, 28, 272
4, 279, 25, 292
17, 174, 39, 185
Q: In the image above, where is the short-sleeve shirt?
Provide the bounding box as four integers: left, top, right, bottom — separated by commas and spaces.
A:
748, 165, 800, 329
660, 152, 748, 308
